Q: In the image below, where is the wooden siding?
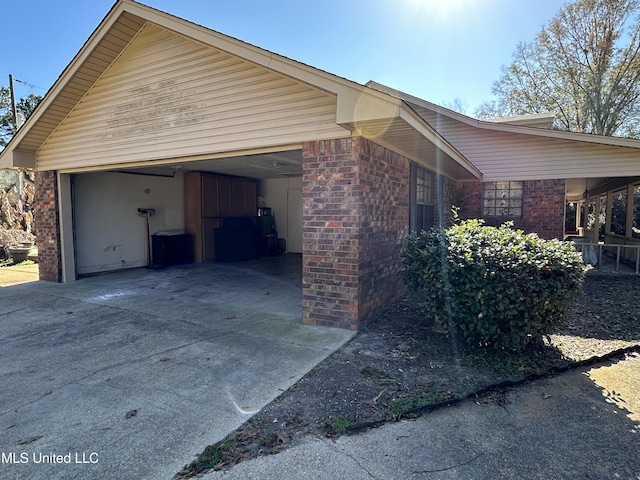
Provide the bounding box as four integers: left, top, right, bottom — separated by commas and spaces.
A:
410, 104, 640, 181
37, 23, 348, 171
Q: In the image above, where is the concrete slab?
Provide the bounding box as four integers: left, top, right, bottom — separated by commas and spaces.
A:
0, 258, 354, 480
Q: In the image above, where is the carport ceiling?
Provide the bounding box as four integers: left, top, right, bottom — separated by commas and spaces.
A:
112, 149, 303, 180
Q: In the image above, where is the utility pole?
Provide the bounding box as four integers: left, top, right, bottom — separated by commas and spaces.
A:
9, 74, 18, 134
8, 74, 23, 195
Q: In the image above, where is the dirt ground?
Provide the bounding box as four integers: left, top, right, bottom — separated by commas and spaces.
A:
181, 273, 640, 475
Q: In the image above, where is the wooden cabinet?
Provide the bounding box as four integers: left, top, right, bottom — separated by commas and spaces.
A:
184, 172, 257, 262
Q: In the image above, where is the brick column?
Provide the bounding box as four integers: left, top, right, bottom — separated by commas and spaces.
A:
35, 171, 62, 282
302, 137, 409, 330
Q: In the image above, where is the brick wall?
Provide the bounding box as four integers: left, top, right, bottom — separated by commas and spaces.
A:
35, 171, 62, 282
455, 179, 566, 239
356, 138, 409, 326
440, 175, 458, 226
302, 137, 409, 330
518, 179, 566, 239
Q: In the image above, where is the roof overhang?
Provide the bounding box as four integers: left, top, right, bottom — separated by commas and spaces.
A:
367, 80, 640, 150
335, 90, 480, 180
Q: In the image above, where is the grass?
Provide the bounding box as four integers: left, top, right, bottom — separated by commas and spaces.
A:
388, 389, 451, 419
326, 417, 351, 436
0, 258, 34, 267
184, 434, 239, 473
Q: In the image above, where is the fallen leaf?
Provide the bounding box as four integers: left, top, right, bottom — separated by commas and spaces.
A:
17, 436, 42, 445
125, 409, 137, 419
158, 357, 170, 362
226, 315, 236, 320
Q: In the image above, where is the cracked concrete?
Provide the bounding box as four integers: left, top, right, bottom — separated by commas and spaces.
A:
0, 257, 353, 480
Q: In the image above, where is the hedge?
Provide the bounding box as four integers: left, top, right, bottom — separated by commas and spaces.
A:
401, 219, 588, 351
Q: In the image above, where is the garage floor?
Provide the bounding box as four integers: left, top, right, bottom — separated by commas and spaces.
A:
0, 254, 353, 480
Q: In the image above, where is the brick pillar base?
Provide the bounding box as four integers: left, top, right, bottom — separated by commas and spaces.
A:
35, 171, 62, 282
302, 137, 409, 330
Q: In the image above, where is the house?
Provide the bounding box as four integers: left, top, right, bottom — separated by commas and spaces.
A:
1, 0, 639, 330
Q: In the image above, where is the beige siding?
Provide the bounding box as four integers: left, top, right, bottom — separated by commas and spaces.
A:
18, 12, 147, 153
37, 24, 348, 171
412, 105, 640, 181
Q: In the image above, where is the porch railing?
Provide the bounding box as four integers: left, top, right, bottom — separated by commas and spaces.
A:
591, 243, 640, 274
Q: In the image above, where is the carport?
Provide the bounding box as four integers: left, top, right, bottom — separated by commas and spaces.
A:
71, 150, 304, 276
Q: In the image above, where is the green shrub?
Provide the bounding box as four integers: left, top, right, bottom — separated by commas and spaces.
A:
401, 219, 587, 351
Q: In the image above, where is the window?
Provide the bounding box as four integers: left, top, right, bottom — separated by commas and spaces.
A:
483, 181, 523, 217
416, 167, 434, 206
610, 189, 627, 236
411, 165, 435, 231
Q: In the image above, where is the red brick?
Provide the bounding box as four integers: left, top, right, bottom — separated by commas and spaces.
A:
35, 171, 62, 282
301, 137, 409, 330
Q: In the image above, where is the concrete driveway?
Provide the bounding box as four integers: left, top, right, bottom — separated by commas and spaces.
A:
0, 258, 354, 480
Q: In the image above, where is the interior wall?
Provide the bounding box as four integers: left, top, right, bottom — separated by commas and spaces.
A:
74, 171, 184, 275
258, 176, 303, 253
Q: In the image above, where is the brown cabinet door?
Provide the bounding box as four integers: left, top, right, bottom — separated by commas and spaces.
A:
184, 173, 257, 262
218, 178, 232, 217
202, 175, 218, 217
230, 179, 245, 216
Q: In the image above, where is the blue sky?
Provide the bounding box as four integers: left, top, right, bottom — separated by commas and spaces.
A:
4, 0, 567, 114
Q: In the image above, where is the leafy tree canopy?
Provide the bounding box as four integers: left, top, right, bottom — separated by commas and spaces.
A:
476, 0, 640, 138
0, 86, 42, 148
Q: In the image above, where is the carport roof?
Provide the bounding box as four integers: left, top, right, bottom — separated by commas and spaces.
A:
0, 0, 481, 181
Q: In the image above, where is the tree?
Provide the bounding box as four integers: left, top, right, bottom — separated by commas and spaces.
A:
476, 0, 640, 138
440, 97, 469, 115
0, 86, 42, 148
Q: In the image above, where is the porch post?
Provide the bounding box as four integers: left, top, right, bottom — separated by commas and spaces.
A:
626, 184, 634, 238
606, 192, 613, 235
593, 195, 601, 240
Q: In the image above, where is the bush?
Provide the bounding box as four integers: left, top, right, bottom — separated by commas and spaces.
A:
401, 219, 587, 351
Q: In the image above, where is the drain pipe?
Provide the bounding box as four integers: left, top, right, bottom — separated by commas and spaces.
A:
137, 208, 155, 267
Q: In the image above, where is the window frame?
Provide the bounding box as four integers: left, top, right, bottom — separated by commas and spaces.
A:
483, 181, 524, 218
410, 164, 436, 232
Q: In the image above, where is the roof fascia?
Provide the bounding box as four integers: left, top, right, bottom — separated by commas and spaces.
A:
399, 102, 482, 180
0, 0, 132, 168
0, 150, 35, 170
